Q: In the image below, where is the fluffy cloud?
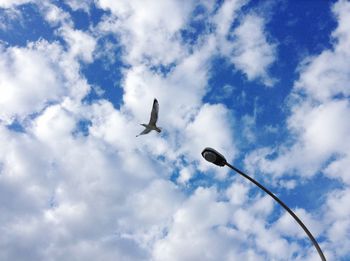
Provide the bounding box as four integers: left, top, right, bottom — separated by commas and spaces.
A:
116, 32, 236, 173
63, 0, 93, 12
244, 2, 350, 259
0, 97, 184, 260
295, 0, 350, 102
0, 1, 240, 259
182, 103, 236, 174
245, 99, 350, 181
0, 0, 33, 8
95, 0, 276, 87
230, 14, 277, 86
40, 1, 71, 26
245, 0, 350, 184
152, 187, 232, 261
212, 0, 247, 39
0, 40, 89, 122
152, 187, 271, 261
152, 184, 311, 261
2, 0, 348, 260
59, 26, 97, 63
323, 188, 350, 258
0, 0, 96, 123
210, 0, 277, 86
96, 0, 196, 65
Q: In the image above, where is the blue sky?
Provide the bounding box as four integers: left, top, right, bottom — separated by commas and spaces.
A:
1, 0, 350, 260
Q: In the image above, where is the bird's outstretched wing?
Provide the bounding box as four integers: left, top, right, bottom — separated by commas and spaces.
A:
149, 98, 159, 125
136, 128, 151, 137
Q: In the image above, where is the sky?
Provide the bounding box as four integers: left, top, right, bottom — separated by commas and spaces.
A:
0, 0, 349, 260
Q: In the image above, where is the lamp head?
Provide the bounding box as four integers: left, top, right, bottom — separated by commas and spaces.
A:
201, 147, 227, 167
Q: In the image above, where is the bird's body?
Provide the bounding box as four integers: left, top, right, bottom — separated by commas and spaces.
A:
136, 99, 162, 137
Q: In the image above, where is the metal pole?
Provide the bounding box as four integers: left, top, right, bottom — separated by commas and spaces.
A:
225, 162, 326, 261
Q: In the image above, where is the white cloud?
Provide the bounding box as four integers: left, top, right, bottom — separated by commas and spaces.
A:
209, 1, 277, 86
225, 181, 250, 206
37, 3, 96, 62
64, 0, 93, 12
0, 0, 33, 8
212, 0, 247, 38
0, 0, 72, 29
177, 165, 195, 184
241, 113, 257, 143
323, 188, 350, 258
243, 2, 350, 259
40, 1, 72, 26
245, 0, 350, 183
230, 14, 277, 86
151, 183, 309, 261
324, 154, 350, 184
182, 103, 236, 175
116, 37, 237, 176
152, 187, 255, 261
3, 0, 348, 260
0, 7, 21, 30
59, 26, 97, 63
96, 0, 196, 65
274, 208, 323, 240
295, 50, 350, 102
0, 40, 89, 123
0, 100, 177, 260
294, 0, 350, 102
245, 100, 350, 180
94, 0, 277, 96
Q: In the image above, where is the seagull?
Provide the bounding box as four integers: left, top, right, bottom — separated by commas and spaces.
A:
136, 98, 162, 137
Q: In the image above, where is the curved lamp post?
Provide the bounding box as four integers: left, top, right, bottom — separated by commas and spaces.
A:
201, 147, 326, 261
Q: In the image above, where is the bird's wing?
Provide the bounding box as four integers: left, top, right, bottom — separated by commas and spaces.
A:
136, 128, 151, 137
149, 98, 159, 125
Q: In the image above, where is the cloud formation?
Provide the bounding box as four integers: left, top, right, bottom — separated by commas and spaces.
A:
230, 14, 277, 86
0, 0, 349, 260
0, 40, 89, 122
244, 1, 350, 259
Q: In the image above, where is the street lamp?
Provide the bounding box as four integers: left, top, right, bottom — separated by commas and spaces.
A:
201, 147, 326, 261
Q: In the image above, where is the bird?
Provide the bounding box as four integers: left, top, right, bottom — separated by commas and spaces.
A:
136, 98, 162, 137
